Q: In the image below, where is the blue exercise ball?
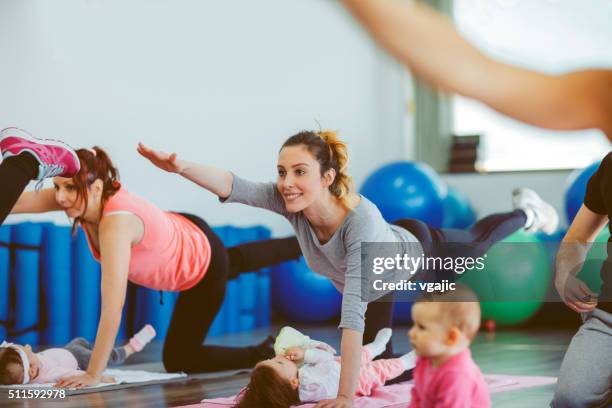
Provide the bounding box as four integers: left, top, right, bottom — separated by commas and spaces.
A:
272, 257, 342, 323
564, 161, 600, 224
443, 187, 476, 229
536, 228, 567, 267
361, 161, 447, 227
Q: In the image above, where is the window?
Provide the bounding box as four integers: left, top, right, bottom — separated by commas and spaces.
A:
453, 0, 611, 171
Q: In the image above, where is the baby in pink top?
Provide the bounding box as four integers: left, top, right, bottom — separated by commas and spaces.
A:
408, 284, 490, 408
0, 325, 155, 386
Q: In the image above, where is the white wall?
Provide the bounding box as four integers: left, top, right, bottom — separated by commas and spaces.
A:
443, 170, 572, 228
1, 0, 411, 236
1, 0, 581, 236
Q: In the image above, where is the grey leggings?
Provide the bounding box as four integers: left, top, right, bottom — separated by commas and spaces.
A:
63, 338, 127, 370
551, 308, 612, 408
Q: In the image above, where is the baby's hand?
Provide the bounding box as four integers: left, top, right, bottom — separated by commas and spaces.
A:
312, 341, 336, 354
284, 347, 305, 362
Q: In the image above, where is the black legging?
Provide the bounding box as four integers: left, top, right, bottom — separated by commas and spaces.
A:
163, 213, 302, 373
0, 153, 38, 224
363, 211, 527, 383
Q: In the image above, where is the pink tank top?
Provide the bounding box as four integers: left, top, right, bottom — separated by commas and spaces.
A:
83, 188, 211, 291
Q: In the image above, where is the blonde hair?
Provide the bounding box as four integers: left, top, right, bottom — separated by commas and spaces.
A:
418, 284, 481, 341
281, 130, 354, 208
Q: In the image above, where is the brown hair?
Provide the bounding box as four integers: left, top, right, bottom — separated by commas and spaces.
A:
417, 284, 481, 341
234, 364, 300, 408
71, 146, 121, 233
0, 348, 24, 385
281, 130, 354, 208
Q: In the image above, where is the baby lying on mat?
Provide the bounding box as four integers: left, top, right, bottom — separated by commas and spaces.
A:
235, 326, 414, 407
0, 324, 155, 386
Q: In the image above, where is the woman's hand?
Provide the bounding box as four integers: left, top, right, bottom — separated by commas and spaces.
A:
101, 375, 117, 384
315, 396, 354, 408
555, 274, 598, 313
55, 372, 101, 389
137, 143, 185, 174
284, 347, 305, 362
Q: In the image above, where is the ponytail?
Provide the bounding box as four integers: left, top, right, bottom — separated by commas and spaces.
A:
71, 146, 121, 233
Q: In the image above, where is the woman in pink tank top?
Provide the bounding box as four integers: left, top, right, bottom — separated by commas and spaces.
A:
10, 145, 302, 388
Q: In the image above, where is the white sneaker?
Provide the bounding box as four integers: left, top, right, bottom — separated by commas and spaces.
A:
512, 188, 559, 234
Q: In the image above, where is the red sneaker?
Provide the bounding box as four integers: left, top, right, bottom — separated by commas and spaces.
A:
0, 127, 80, 179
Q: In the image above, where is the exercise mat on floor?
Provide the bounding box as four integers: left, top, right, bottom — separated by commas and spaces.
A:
0, 367, 251, 395
188, 374, 557, 407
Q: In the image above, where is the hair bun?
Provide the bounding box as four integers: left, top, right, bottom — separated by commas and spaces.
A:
318, 130, 339, 143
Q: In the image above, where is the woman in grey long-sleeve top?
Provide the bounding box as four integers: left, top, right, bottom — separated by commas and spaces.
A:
137, 130, 558, 408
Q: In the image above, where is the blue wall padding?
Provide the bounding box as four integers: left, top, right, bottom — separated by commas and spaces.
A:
255, 227, 272, 328
11, 223, 43, 345
3, 222, 274, 346
240, 315, 256, 332
72, 229, 101, 342
207, 227, 227, 337
239, 273, 258, 310
239, 273, 257, 331
224, 280, 241, 333
209, 298, 226, 336
256, 269, 271, 327
133, 287, 178, 341
0, 226, 11, 341
41, 225, 72, 345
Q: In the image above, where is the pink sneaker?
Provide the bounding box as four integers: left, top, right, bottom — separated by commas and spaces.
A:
0, 127, 80, 180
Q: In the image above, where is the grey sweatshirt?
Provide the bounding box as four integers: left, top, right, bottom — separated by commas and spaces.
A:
221, 175, 422, 333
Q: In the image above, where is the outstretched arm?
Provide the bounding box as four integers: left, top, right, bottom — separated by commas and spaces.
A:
342, 0, 612, 139
137, 143, 234, 198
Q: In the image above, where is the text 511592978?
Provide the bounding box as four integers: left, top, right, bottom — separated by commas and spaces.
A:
7, 389, 67, 399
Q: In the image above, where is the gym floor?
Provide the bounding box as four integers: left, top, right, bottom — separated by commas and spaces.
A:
0, 325, 572, 408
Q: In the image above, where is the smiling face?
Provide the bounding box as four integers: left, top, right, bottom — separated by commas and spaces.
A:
409, 302, 452, 358
256, 355, 299, 388
276, 145, 335, 213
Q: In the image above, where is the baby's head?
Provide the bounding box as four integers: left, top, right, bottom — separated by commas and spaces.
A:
409, 284, 480, 361
0, 343, 40, 385
235, 355, 300, 408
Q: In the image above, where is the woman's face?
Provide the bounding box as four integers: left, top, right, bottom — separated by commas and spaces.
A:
276, 145, 333, 213
53, 176, 103, 221
53, 177, 86, 218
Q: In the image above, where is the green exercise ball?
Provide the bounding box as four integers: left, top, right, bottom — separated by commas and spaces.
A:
576, 229, 610, 293
459, 230, 551, 326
